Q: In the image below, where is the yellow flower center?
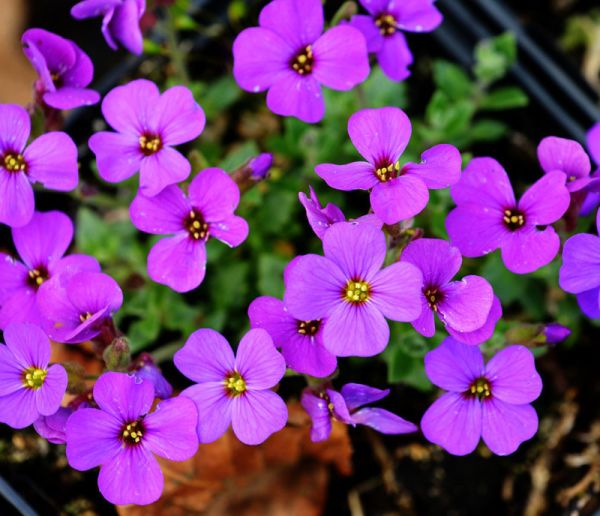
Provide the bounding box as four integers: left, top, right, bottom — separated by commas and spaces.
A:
344, 279, 371, 304
424, 287, 443, 312
503, 209, 525, 231
3, 153, 26, 172
468, 378, 492, 400
27, 268, 49, 288
139, 134, 162, 156
225, 372, 247, 396
79, 312, 93, 323
297, 319, 321, 336
375, 13, 397, 36
291, 45, 314, 75
184, 210, 210, 240
121, 420, 144, 445
23, 367, 47, 390
375, 161, 400, 182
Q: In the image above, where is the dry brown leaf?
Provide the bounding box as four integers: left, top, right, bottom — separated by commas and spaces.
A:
118, 402, 352, 516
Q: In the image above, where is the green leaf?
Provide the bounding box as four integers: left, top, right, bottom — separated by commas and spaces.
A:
257, 254, 288, 298
432, 60, 474, 100
474, 32, 518, 85
480, 87, 528, 110
470, 119, 508, 142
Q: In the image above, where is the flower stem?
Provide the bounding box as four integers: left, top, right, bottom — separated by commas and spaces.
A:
165, 6, 190, 86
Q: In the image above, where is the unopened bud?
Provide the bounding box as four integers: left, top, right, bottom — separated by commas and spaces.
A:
103, 337, 131, 371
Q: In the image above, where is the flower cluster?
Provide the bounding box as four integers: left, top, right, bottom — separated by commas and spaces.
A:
2, 0, 596, 509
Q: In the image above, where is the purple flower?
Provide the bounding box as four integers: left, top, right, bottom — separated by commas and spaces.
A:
130, 353, 173, 399
580, 123, 600, 216
0, 211, 100, 329
248, 296, 336, 378
400, 238, 498, 344
298, 185, 383, 240
71, 0, 146, 55
0, 323, 67, 429
248, 153, 273, 180
232, 0, 369, 123
130, 168, 249, 292
537, 136, 592, 192
543, 323, 571, 345
174, 328, 288, 445
349, 0, 442, 81
559, 210, 600, 318
421, 337, 542, 456
65, 372, 198, 506
89, 79, 205, 197
446, 157, 570, 274
301, 382, 417, 442
37, 271, 123, 344
34, 406, 72, 444
22, 28, 100, 110
316, 107, 462, 224
283, 222, 423, 357
0, 104, 78, 227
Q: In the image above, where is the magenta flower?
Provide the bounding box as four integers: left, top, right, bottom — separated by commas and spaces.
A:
232, 0, 369, 123
400, 238, 499, 344
559, 210, 600, 318
301, 383, 417, 442
89, 79, 205, 197
130, 168, 248, 292
349, 0, 442, 81
0, 211, 100, 329
66, 372, 198, 506
283, 222, 423, 357
71, 0, 145, 55
0, 104, 78, 227
34, 406, 72, 444
543, 323, 571, 344
316, 107, 462, 224
174, 328, 287, 445
537, 136, 592, 192
247, 153, 273, 180
580, 123, 600, 216
248, 296, 336, 378
446, 157, 570, 274
0, 323, 67, 429
421, 338, 542, 456
37, 271, 123, 344
129, 353, 173, 399
22, 28, 100, 110
299, 185, 382, 240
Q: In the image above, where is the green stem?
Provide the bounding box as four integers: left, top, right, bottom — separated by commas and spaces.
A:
165, 7, 190, 86
151, 341, 183, 364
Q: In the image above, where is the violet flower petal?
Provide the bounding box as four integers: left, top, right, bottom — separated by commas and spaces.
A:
484, 345, 542, 405
424, 337, 484, 392
421, 392, 482, 456
231, 389, 288, 446
235, 328, 286, 390
481, 399, 538, 456
180, 383, 232, 444
174, 328, 235, 383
